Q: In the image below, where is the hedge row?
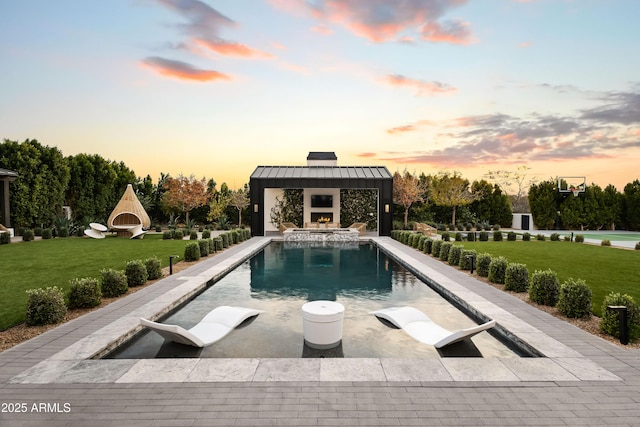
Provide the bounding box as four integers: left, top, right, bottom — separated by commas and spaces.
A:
391, 230, 640, 343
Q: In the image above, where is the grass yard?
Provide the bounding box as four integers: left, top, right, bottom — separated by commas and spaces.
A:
456, 240, 640, 317
1, 234, 192, 330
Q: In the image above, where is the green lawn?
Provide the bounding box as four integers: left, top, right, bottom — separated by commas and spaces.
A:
1, 235, 192, 330
453, 240, 640, 317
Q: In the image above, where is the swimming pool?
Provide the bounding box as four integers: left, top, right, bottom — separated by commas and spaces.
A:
106, 242, 520, 359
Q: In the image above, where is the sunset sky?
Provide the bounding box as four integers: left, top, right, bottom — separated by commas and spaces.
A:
1, 0, 639, 191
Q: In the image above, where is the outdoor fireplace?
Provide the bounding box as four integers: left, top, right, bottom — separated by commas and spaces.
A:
311, 212, 333, 223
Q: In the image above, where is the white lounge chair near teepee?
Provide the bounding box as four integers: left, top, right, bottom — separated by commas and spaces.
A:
371, 306, 496, 349
107, 184, 151, 237
140, 306, 263, 348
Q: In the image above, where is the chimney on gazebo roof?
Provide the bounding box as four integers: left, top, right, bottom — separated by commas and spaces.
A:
307, 152, 337, 166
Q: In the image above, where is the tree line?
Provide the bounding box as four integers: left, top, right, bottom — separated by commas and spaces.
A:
0, 139, 249, 231
394, 169, 640, 231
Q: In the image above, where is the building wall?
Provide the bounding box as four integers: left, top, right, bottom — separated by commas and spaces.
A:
303, 188, 340, 226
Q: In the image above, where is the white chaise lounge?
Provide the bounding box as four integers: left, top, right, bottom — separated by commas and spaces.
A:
140, 306, 263, 348
371, 306, 496, 349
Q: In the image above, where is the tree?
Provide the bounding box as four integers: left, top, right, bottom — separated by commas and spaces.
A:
429, 172, 478, 225
393, 169, 428, 227
528, 179, 560, 229
485, 166, 537, 213
0, 139, 70, 228
162, 174, 210, 224
623, 180, 640, 230
228, 187, 249, 226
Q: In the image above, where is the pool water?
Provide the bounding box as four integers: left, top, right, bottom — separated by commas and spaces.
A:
106, 242, 519, 359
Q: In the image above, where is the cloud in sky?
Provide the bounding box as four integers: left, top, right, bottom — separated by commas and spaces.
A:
379, 88, 640, 167
272, 0, 471, 44
381, 74, 456, 96
141, 56, 231, 81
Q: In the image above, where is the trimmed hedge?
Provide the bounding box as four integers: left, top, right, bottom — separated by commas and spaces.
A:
557, 278, 592, 318
493, 231, 503, 242
477, 253, 492, 277
479, 231, 489, 242
459, 249, 476, 271
125, 260, 148, 287
522, 232, 531, 241
22, 229, 35, 242
488, 256, 508, 284
504, 263, 529, 292
198, 239, 210, 257
529, 269, 560, 306
42, 228, 53, 239
145, 256, 163, 280
432, 240, 443, 257
184, 242, 201, 262
448, 245, 463, 266
423, 238, 433, 254
439, 241, 452, 261
575, 234, 584, 243
100, 268, 128, 297
600, 292, 640, 343
25, 286, 67, 326
507, 231, 517, 241
67, 277, 101, 309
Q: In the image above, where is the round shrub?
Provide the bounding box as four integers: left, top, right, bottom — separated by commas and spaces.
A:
42, 228, 53, 239
448, 245, 463, 266
423, 237, 433, 254
550, 233, 560, 241
125, 260, 148, 287
162, 230, 173, 240
493, 231, 503, 242
189, 230, 198, 240
522, 232, 531, 241
601, 239, 611, 246
575, 234, 584, 243
208, 238, 216, 253
155, 225, 162, 232
479, 231, 489, 241
22, 229, 35, 242
536, 234, 546, 241
184, 242, 201, 262
557, 278, 592, 319
25, 286, 67, 326
34, 227, 43, 236
636, 242, 640, 250
504, 263, 529, 292
600, 292, 640, 343
529, 269, 560, 306
454, 232, 463, 242
459, 249, 476, 271
145, 256, 163, 280
488, 256, 508, 284
213, 236, 223, 252
466, 232, 475, 242
198, 239, 210, 257
202, 230, 211, 239
563, 235, 571, 242
439, 241, 452, 261
417, 235, 427, 251
441, 231, 450, 242
476, 253, 492, 277
507, 231, 517, 241
100, 268, 128, 297
1, 232, 11, 244
431, 239, 443, 256
221, 233, 230, 248
67, 277, 102, 309
493, 224, 500, 231
173, 230, 184, 240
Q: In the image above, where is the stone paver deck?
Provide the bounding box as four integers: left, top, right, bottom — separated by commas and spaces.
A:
1, 237, 640, 426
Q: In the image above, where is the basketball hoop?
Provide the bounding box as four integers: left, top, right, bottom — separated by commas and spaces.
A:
572, 189, 580, 197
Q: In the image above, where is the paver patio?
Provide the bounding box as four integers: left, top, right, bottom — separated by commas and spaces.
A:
1, 237, 639, 426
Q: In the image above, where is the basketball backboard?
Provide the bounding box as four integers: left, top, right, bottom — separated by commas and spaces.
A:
558, 176, 586, 196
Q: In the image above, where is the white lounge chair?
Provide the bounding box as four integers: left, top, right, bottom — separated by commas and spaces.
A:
371, 306, 496, 349
140, 306, 263, 348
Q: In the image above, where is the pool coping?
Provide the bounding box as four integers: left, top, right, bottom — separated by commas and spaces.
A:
4, 237, 624, 384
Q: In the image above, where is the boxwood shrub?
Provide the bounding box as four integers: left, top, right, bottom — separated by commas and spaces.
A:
550, 233, 560, 241
184, 242, 201, 262
439, 241, 452, 261
213, 236, 223, 252
189, 230, 198, 240
478, 231, 489, 241
529, 269, 560, 306
432, 239, 443, 257
459, 249, 476, 271
25, 286, 67, 326
145, 256, 163, 280
42, 228, 53, 239
0, 232, 10, 244
601, 239, 611, 246
423, 237, 433, 254
22, 229, 35, 242
100, 268, 128, 297
477, 253, 492, 277
600, 292, 640, 343
448, 245, 463, 266
198, 239, 210, 257
557, 278, 592, 318
536, 234, 546, 241
488, 256, 508, 284
493, 231, 503, 242
441, 231, 450, 242
162, 231, 173, 240
507, 231, 517, 241
221, 233, 230, 248
173, 230, 184, 240
202, 230, 211, 239
504, 263, 529, 292
466, 232, 475, 242
125, 260, 148, 287
522, 232, 531, 241
67, 277, 102, 309
575, 234, 584, 243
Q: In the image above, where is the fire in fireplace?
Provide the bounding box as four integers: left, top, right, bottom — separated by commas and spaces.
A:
311, 212, 333, 223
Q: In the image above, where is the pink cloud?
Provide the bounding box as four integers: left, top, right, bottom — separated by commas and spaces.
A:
271, 0, 472, 44
382, 74, 456, 96
141, 57, 231, 82
194, 39, 273, 58
420, 19, 473, 45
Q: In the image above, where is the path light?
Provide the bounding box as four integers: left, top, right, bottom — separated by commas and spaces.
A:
607, 305, 629, 345
169, 255, 179, 275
